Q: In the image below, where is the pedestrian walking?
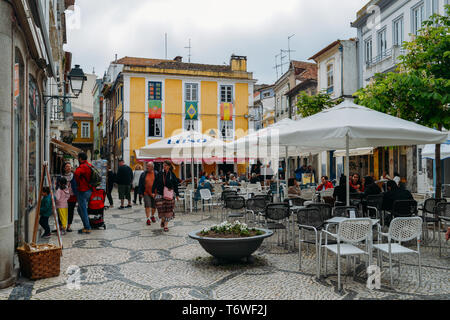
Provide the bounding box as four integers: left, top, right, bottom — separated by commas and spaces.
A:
39, 187, 52, 239
132, 164, 144, 205
74, 152, 92, 234
138, 162, 158, 225
116, 159, 133, 209
152, 160, 179, 232
61, 162, 77, 232
55, 177, 70, 234
106, 165, 115, 208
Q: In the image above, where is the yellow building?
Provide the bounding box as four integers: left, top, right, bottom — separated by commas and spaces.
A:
105, 55, 255, 177
72, 111, 94, 158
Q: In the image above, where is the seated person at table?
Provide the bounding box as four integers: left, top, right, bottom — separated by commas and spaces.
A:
238, 174, 247, 183
316, 176, 333, 191
362, 176, 381, 197
193, 178, 214, 202
250, 173, 259, 184
287, 178, 302, 198
227, 174, 240, 186
333, 175, 357, 204
382, 180, 414, 212
350, 173, 364, 192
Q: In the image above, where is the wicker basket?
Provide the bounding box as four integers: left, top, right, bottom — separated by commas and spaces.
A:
17, 243, 62, 280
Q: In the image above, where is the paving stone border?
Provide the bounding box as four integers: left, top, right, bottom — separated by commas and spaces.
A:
1, 195, 449, 300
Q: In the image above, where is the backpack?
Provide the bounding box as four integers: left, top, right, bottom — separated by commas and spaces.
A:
86, 163, 102, 188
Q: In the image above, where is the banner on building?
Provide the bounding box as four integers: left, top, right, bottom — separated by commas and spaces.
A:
14, 64, 19, 109
220, 103, 233, 121
148, 100, 162, 119
185, 101, 198, 120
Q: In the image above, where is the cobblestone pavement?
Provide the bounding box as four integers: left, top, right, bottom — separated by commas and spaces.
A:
1, 196, 449, 300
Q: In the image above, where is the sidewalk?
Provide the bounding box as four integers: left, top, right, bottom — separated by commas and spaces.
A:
1, 193, 449, 300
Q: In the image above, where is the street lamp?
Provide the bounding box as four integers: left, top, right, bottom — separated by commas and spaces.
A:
71, 122, 79, 137
44, 64, 87, 111
68, 65, 87, 98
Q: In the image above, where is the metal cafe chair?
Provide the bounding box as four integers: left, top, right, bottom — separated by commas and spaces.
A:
296, 207, 332, 278
373, 217, 422, 287
223, 196, 247, 223
436, 203, 450, 257
264, 203, 291, 249
320, 218, 373, 291
419, 198, 447, 242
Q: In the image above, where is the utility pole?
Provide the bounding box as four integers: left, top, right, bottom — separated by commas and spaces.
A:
184, 38, 192, 63
165, 33, 168, 59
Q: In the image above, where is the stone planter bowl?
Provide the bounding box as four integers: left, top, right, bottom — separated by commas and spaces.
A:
188, 228, 273, 261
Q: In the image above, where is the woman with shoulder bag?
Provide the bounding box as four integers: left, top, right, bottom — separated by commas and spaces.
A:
152, 160, 179, 232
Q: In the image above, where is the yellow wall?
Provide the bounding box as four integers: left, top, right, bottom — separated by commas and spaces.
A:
129, 77, 146, 166
126, 76, 251, 174
73, 118, 94, 144
164, 79, 183, 137
201, 81, 218, 134
115, 85, 123, 121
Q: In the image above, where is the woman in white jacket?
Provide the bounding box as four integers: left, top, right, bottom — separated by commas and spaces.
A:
132, 164, 144, 205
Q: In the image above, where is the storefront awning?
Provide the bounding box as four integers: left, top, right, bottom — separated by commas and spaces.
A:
333, 147, 374, 157
50, 138, 83, 158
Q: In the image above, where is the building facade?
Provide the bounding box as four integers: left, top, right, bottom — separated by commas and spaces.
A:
351, 0, 448, 192
273, 61, 317, 123
102, 55, 255, 177
0, 0, 71, 288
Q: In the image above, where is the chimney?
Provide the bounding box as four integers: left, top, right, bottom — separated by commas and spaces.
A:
230, 54, 247, 72
174, 56, 183, 62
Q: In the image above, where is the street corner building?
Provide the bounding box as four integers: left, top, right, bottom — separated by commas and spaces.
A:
100, 54, 256, 177
0, 0, 74, 288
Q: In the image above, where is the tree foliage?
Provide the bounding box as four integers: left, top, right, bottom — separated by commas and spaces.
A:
296, 91, 342, 118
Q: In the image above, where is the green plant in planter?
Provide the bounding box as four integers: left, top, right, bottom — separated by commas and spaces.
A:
200, 221, 263, 237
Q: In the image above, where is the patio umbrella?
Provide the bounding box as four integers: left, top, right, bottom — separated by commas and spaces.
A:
230, 118, 323, 200
421, 135, 450, 160
137, 130, 230, 188
278, 98, 448, 205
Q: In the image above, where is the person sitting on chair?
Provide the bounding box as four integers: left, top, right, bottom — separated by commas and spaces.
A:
316, 176, 333, 191
287, 178, 302, 198
382, 180, 414, 212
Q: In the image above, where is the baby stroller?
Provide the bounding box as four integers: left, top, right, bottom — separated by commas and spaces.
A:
88, 188, 106, 230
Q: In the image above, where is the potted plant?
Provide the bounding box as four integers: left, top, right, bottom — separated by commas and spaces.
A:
188, 221, 273, 262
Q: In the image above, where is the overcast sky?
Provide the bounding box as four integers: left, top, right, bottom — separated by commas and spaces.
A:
65, 0, 366, 85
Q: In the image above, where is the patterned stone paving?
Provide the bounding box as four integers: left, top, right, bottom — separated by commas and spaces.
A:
1, 195, 449, 300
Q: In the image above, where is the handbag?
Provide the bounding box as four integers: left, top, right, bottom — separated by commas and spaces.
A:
163, 173, 174, 200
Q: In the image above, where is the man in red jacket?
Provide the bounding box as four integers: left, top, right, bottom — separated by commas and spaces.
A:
74, 152, 92, 234
316, 176, 334, 191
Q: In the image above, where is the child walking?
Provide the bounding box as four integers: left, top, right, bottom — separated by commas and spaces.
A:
55, 177, 70, 235
39, 187, 53, 239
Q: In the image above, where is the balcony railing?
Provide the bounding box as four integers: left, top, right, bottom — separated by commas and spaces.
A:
366, 46, 406, 69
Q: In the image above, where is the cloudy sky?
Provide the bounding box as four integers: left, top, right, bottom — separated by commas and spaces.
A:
65, 0, 366, 84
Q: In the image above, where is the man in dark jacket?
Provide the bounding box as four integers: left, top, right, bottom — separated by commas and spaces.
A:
116, 159, 133, 209
382, 180, 414, 212
106, 166, 115, 208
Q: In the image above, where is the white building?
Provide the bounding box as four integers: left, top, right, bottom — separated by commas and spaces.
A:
352, 0, 448, 88
351, 0, 448, 193
309, 39, 358, 100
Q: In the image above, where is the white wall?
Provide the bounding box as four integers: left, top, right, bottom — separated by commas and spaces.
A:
359, 0, 446, 87
70, 73, 97, 114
